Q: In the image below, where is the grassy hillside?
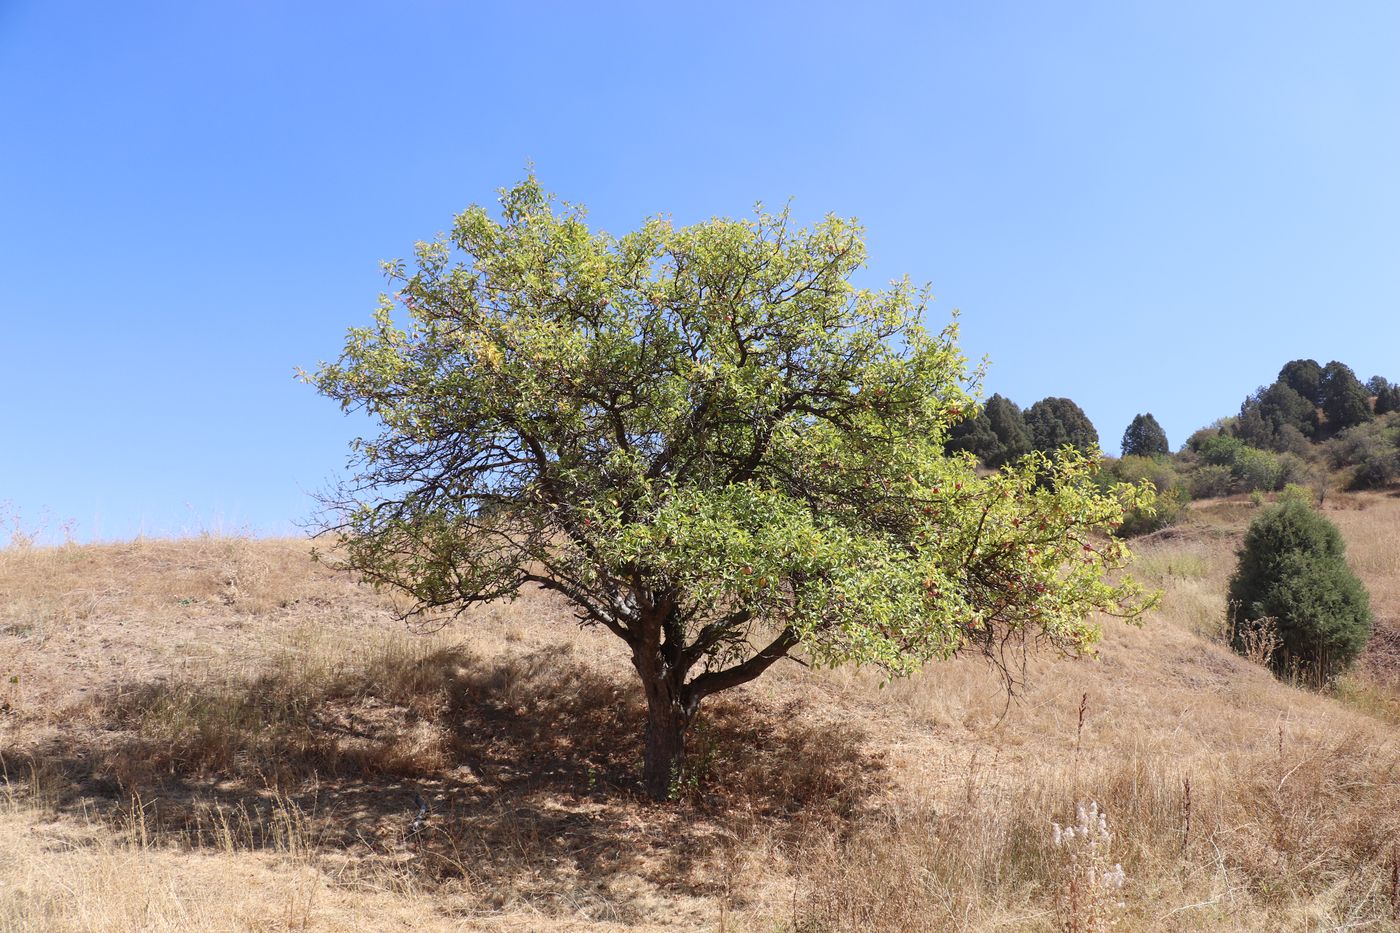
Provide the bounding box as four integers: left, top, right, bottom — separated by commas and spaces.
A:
2, 495, 1399, 931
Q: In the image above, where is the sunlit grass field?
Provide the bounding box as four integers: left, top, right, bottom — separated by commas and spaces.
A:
2, 493, 1398, 931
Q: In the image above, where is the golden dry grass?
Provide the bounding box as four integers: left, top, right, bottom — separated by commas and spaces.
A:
2, 494, 1400, 931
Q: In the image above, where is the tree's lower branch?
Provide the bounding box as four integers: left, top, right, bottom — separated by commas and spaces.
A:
685, 626, 800, 710
522, 573, 635, 643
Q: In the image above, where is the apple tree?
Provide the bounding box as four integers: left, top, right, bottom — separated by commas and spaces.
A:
309, 177, 1156, 800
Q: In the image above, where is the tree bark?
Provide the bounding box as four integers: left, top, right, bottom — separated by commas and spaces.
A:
641, 685, 689, 801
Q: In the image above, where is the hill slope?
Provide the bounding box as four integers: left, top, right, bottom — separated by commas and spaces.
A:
2, 496, 1399, 931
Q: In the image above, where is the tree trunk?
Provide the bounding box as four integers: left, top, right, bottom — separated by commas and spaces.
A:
641, 681, 689, 801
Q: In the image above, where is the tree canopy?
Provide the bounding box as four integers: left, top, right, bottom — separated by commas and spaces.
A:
1025, 397, 1099, 457
1279, 359, 1324, 406
1121, 413, 1169, 458
310, 177, 1156, 800
946, 393, 1031, 467
1228, 499, 1372, 683
1320, 360, 1373, 432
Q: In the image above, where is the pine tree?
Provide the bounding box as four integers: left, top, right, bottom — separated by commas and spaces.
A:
1121, 413, 1170, 457
1228, 500, 1372, 683
1320, 361, 1373, 432
1025, 397, 1099, 456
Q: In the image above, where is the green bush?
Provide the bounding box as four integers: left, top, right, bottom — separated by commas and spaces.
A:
1328, 418, 1400, 489
1351, 450, 1400, 489
1233, 447, 1282, 492
1196, 433, 1246, 466
1227, 500, 1372, 684
1103, 455, 1186, 536
1190, 434, 1283, 493
1188, 463, 1234, 499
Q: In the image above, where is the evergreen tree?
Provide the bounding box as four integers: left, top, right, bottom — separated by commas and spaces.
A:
1279, 359, 1324, 406
946, 393, 1033, 467
1121, 413, 1170, 457
1320, 360, 1373, 432
1376, 383, 1400, 416
945, 408, 999, 462
1026, 397, 1099, 455
1236, 381, 1316, 450
984, 394, 1032, 466
1228, 500, 1372, 683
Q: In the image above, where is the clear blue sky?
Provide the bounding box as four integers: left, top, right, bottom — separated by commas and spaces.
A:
2, 2, 1397, 543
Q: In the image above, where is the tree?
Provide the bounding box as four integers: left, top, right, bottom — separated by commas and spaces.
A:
1320, 360, 1373, 432
1236, 381, 1316, 450
1375, 382, 1400, 416
946, 393, 1031, 467
1025, 397, 1099, 456
1279, 359, 1324, 406
309, 177, 1155, 800
1121, 413, 1169, 458
1366, 375, 1390, 397
1228, 499, 1371, 683
984, 394, 1033, 466
945, 408, 999, 463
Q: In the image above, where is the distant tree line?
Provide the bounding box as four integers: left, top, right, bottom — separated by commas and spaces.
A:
945, 394, 1099, 465
946, 357, 1399, 538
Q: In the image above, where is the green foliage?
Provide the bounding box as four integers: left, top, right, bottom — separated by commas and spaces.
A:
1121, 413, 1169, 458
1235, 381, 1315, 451
1330, 418, 1400, 490
1279, 359, 1324, 406
1102, 455, 1185, 536
1233, 447, 1283, 492
1025, 397, 1099, 457
308, 176, 1157, 797
1320, 360, 1372, 432
946, 393, 1032, 468
1227, 500, 1372, 683
1365, 375, 1390, 397
1374, 383, 1400, 416
1196, 433, 1246, 467
1191, 434, 1283, 493
1184, 423, 1230, 452
945, 408, 998, 462
1188, 464, 1233, 499
984, 394, 1033, 466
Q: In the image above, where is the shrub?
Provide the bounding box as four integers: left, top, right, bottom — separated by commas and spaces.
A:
1227, 500, 1372, 683
1233, 447, 1282, 492
1196, 433, 1246, 467
1184, 423, 1230, 453
1191, 435, 1283, 493
1104, 455, 1186, 535
1188, 464, 1233, 499
1329, 418, 1400, 489
1350, 450, 1400, 489
1236, 381, 1316, 450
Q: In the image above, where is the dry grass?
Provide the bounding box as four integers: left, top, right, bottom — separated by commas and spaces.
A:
3, 496, 1400, 931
